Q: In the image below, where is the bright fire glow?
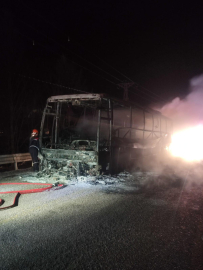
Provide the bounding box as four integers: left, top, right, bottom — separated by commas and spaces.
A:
169, 125, 203, 161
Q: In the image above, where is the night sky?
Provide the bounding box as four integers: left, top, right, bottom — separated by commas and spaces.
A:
1, 1, 203, 103
1, 0, 203, 153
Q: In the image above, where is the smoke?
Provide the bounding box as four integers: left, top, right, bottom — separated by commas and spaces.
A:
157, 74, 203, 130
136, 75, 203, 189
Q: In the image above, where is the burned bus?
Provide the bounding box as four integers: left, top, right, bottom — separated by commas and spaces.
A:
39, 93, 172, 177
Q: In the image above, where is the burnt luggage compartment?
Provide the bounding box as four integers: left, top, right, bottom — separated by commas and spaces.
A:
39, 93, 172, 178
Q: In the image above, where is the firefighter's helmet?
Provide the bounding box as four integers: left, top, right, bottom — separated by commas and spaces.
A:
31, 129, 38, 137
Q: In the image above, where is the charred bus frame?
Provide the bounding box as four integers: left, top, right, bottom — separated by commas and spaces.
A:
39, 93, 172, 177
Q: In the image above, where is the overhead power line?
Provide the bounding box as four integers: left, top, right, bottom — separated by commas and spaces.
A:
12, 29, 118, 87
132, 84, 166, 103
11, 7, 167, 104
18, 74, 90, 94
19, 3, 130, 82
17, 3, 136, 84
128, 88, 162, 104
15, 17, 123, 84
18, 73, 162, 106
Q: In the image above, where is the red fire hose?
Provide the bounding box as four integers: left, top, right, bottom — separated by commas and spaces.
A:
0, 183, 63, 210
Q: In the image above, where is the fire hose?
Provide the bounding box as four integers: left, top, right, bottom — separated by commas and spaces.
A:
0, 183, 63, 210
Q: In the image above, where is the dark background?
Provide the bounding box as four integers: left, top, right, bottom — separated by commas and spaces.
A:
0, 0, 203, 154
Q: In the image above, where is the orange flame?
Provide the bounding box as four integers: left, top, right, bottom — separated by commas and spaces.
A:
169, 125, 203, 161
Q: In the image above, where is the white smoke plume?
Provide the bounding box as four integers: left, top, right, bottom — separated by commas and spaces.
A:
146, 74, 203, 188
157, 74, 203, 131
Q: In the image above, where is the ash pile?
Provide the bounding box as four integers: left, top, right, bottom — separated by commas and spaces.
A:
24, 168, 141, 186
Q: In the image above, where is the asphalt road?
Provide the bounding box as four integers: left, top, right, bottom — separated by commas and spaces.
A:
1, 175, 203, 270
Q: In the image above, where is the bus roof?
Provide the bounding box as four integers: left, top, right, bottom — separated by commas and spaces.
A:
47, 93, 169, 120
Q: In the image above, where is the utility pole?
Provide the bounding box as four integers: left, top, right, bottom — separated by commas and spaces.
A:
118, 82, 134, 101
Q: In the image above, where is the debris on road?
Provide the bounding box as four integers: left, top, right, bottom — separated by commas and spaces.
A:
18, 169, 142, 187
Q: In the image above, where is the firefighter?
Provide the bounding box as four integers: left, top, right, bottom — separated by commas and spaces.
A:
29, 129, 39, 172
